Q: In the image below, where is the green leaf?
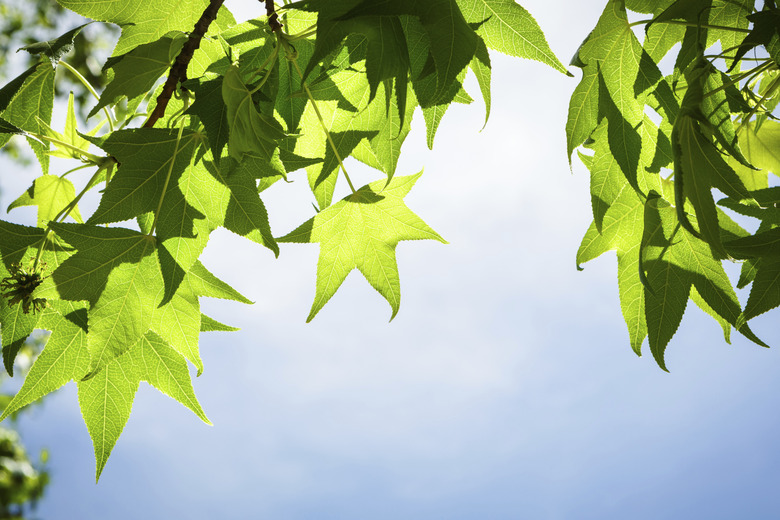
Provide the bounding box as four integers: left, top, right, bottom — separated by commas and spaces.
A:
185, 261, 253, 304
341, 0, 479, 102
455, 0, 569, 74
0, 304, 39, 378
731, 121, 780, 182
46, 93, 93, 161
279, 173, 445, 321
187, 77, 230, 161
0, 63, 56, 174
8, 175, 84, 227
89, 35, 186, 119
44, 224, 163, 377
55, 0, 233, 56
132, 330, 210, 424
78, 329, 209, 481
641, 197, 691, 370
566, 64, 599, 161
470, 38, 492, 128
20, 23, 91, 67
200, 314, 239, 332
77, 346, 139, 481
676, 116, 728, 258
0, 301, 90, 420
88, 129, 271, 298
305, 9, 410, 107
743, 258, 780, 321
0, 221, 74, 375
203, 155, 279, 256
690, 285, 731, 343
151, 278, 202, 375
726, 227, 780, 258
223, 63, 286, 163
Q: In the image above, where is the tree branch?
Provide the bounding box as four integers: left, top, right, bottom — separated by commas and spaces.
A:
264, 0, 283, 32
143, 0, 225, 128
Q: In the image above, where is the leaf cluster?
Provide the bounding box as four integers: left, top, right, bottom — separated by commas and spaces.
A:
0, 0, 566, 479
570, 0, 780, 369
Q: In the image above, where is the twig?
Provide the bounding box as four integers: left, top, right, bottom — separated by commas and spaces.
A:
143, 0, 225, 128
264, 0, 283, 32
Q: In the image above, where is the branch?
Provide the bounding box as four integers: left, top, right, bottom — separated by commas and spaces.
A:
264, 0, 283, 32
143, 0, 225, 128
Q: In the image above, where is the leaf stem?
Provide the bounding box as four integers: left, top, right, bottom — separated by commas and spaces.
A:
248, 44, 280, 91
60, 163, 93, 178
283, 37, 357, 194
739, 72, 780, 131
147, 119, 187, 236
25, 131, 104, 164
59, 60, 115, 131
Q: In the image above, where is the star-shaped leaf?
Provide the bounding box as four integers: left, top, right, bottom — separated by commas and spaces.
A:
78, 330, 209, 481
278, 173, 445, 321
43, 223, 164, 377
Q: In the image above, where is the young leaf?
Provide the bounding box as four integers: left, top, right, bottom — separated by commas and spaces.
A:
278, 173, 446, 321
8, 175, 84, 227
223, 63, 286, 164
20, 23, 92, 68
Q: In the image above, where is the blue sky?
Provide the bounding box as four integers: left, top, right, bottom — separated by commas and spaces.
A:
2, 0, 780, 518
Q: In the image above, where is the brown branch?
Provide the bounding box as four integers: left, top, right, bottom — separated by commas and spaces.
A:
143, 0, 226, 128
264, 0, 283, 32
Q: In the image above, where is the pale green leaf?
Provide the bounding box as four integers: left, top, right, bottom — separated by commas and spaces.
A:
279, 173, 445, 321
8, 175, 83, 227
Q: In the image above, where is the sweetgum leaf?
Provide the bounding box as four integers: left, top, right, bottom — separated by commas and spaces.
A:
641, 196, 766, 368
566, 63, 599, 161
744, 258, 780, 321
730, 121, 780, 181
78, 329, 209, 481
8, 175, 84, 227
0, 63, 55, 174
151, 278, 203, 375
45, 223, 164, 377
0, 305, 39, 378
77, 347, 138, 481
455, 0, 569, 74
223, 63, 286, 163
677, 116, 729, 258
470, 38, 492, 128
185, 261, 253, 304
200, 314, 239, 332
55, 0, 235, 56
88, 129, 277, 299
47, 93, 92, 161
0, 301, 90, 420
336, 0, 479, 102
0, 221, 74, 375
279, 173, 445, 321
187, 77, 230, 161
20, 23, 91, 67
89, 35, 186, 118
